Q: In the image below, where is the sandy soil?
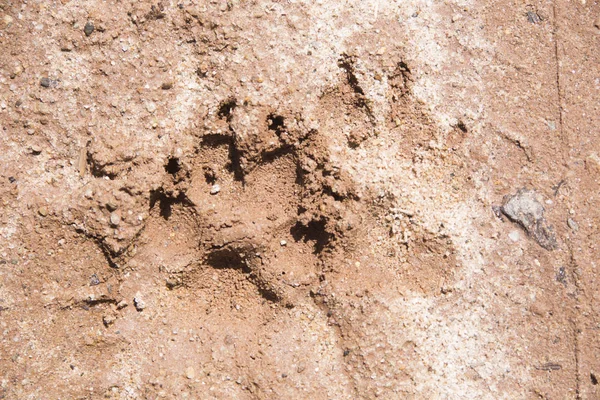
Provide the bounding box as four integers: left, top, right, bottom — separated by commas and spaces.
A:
1, 0, 599, 399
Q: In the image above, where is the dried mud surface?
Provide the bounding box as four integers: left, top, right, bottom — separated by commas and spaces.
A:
1, 1, 599, 399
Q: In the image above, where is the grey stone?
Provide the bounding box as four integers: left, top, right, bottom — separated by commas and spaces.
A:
40, 77, 58, 88
527, 11, 542, 24
90, 274, 101, 286
501, 188, 556, 250
84, 22, 94, 37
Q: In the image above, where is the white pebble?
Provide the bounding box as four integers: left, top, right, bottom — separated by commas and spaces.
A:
110, 212, 121, 226
508, 230, 520, 242
185, 366, 195, 379
133, 292, 146, 311
210, 184, 221, 195
146, 102, 156, 113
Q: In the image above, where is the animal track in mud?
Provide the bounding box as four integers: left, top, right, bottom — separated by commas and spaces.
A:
148, 189, 191, 220
40, 43, 470, 398
322, 53, 431, 153
80, 49, 461, 324
329, 54, 377, 148
90, 51, 457, 314
118, 101, 361, 310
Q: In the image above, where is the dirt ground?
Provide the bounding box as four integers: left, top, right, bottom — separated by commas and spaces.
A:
1, 0, 599, 399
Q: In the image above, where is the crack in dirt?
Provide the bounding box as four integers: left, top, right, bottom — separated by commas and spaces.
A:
567, 240, 582, 399
552, 3, 581, 396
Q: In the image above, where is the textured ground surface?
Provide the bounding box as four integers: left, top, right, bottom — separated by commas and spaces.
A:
1, 0, 599, 399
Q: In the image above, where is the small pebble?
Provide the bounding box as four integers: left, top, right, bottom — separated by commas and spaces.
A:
134, 292, 146, 311
116, 300, 128, 309
161, 81, 173, 90
210, 184, 221, 195
185, 366, 195, 379
30, 145, 42, 155
11, 65, 23, 80
40, 78, 58, 88
567, 218, 579, 232
508, 230, 520, 242
60, 40, 74, 52
280, 240, 287, 246
109, 212, 121, 226
527, 11, 541, 24
103, 314, 116, 327
1, 14, 13, 29
595, 17, 600, 29
146, 102, 157, 113
166, 277, 180, 289
90, 274, 100, 286
38, 207, 48, 217
84, 22, 94, 36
